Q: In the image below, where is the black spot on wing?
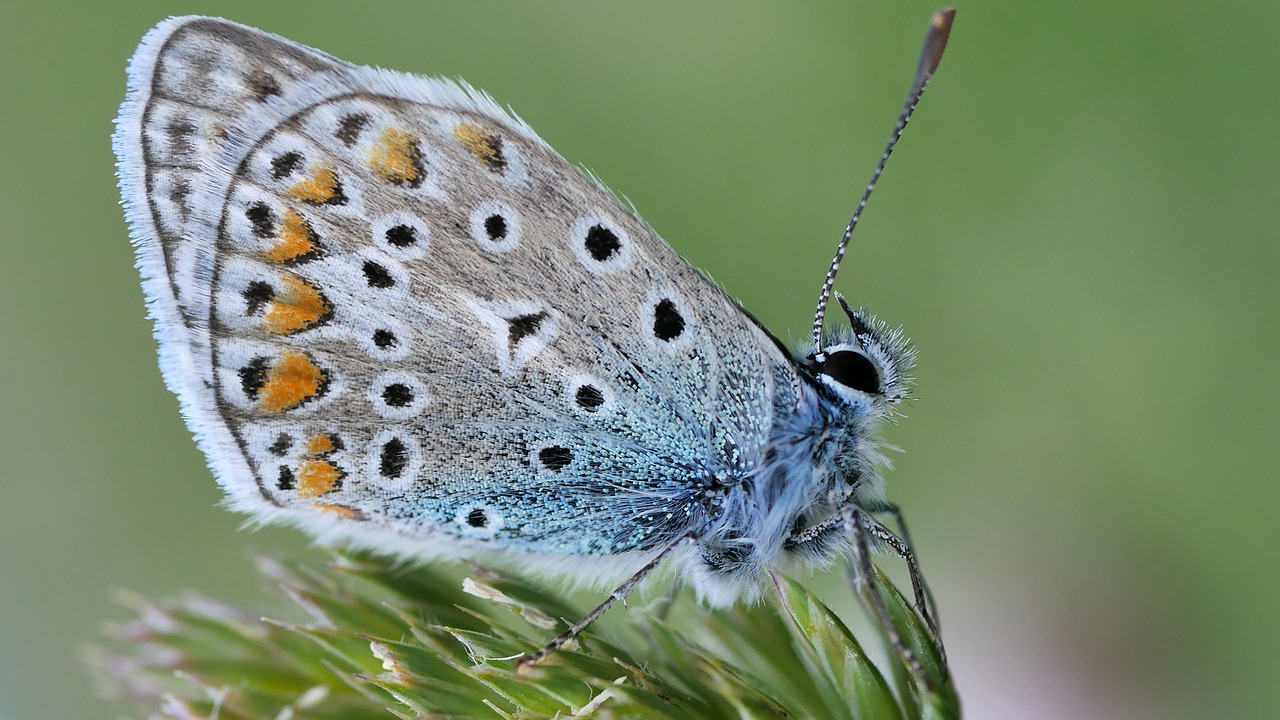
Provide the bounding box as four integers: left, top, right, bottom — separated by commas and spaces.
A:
507, 311, 548, 348
246, 68, 282, 101
538, 445, 573, 471
245, 202, 275, 238
335, 113, 369, 147
653, 299, 685, 341
584, 225, 620, 261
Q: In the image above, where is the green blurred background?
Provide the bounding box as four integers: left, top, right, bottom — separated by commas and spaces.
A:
2, 1, 1277, 717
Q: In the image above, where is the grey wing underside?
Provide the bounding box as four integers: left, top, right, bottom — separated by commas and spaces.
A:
118, 16, 802, 559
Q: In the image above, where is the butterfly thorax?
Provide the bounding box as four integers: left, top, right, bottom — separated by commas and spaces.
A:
684, 307, 913, 602
679, 357, 889, 605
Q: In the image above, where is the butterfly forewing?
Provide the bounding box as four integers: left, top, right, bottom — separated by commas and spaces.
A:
120, 17, 799, 559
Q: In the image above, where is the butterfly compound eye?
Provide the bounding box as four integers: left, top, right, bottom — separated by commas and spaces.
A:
820, 350, 881, 395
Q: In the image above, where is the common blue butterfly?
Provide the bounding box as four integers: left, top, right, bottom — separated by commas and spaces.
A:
115, 9, 954, 674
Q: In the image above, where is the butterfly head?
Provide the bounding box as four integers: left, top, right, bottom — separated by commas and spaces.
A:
808, 294, 914, 412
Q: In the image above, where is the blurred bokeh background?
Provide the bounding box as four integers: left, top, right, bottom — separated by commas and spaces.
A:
2, 1, 1277, 718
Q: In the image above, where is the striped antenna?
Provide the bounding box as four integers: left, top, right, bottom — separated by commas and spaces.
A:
811, 8, 955, 352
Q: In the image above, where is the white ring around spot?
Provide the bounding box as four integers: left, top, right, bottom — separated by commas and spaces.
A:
367, 429, 421, 490
371, 211, 430, 260
453, 505, 504, 539
469, 200, 521, 252
367, 371, 429, 420
571, 214, 633, 273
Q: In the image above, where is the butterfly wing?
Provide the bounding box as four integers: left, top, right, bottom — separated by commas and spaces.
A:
117, 17, 803, 565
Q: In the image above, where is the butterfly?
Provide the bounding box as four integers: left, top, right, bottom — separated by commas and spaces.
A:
114, 9, 954, 675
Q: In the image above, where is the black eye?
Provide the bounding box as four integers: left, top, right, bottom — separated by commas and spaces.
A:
820, 350, 881, 395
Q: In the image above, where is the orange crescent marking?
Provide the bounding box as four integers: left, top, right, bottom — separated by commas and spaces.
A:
304, 433, 336, 456
311, 503, 360, 519
453, 123, 505, 170
263, 209, 319, 263
296, 459, 341, 498
263, 274, 331, 335
369, 127, 423, 186
257, 350, 326, 413
287, 164, 342, 204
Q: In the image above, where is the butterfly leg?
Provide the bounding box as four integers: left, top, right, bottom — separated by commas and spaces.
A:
856, 510, 947, 665
517, 534, 693, 669
848, 509, 944, 692
788, 506, 944, 685
860, 499, 942, 638
791, 504, 941, 644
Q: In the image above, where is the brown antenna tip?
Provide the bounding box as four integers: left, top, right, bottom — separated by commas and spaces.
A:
918, 8, 956, 81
